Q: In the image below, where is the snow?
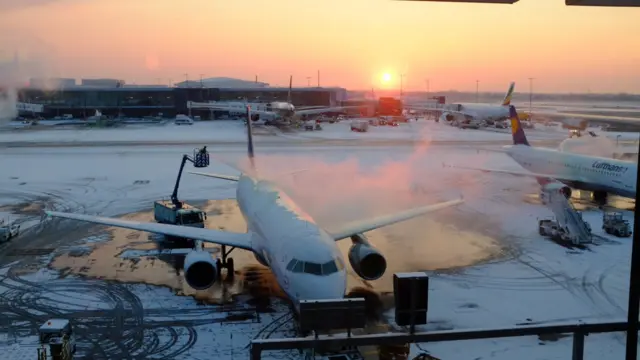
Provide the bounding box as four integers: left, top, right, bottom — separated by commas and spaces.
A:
0, 121, 250, 144
285, 120, 567, 142
0, 119, 570, 146
0, 132, 636, 359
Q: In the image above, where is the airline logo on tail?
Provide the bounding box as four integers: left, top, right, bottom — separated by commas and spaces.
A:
501, 82, 515, 106
509, 105, 530, 146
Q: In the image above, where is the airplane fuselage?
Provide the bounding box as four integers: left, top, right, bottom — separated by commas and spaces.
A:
235, 174, 347, 303
505, 144, 637, 198
456, 104, 510, 121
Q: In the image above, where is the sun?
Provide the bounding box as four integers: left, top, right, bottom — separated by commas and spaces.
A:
381, 73, 392, 83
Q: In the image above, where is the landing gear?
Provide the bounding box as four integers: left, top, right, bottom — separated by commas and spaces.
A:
216, 245, 236, 281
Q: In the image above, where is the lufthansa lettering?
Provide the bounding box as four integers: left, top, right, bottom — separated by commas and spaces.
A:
592, 161, 628, 173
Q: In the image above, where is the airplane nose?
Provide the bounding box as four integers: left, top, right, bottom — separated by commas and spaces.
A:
296, 272, 347, 301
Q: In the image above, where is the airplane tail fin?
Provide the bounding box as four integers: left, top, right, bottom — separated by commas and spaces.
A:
287, 75, 292, 104
246, 105, 257, 172
501, 82, 515, 106
509, 106, 530, 146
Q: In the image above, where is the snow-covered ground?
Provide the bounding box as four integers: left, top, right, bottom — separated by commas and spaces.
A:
0, 119, 570, 145
0, 134, 635, 359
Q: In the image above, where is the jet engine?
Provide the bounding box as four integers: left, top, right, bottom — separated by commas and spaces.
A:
348, 234, 387, 281
540, 183, 572, 204
183, 251, 218, 290
441, 112, 455, 122
253, 252, 268, 267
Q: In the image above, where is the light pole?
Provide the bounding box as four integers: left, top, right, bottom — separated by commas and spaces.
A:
528, 77, 535, 121
400, 73, 406, 97
306, 77, 311, 87
475, 80, 479, 103
425, 78, 430, 96
200, 74, 205, 88
184, 74, 189, 88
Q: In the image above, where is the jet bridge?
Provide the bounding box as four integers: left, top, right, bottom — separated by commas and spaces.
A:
540, 184, 593, 245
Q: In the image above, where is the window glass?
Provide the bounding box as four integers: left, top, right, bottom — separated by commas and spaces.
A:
293, 260, 304, 273
304, 262, 322, 275
322, 260, 338, 275
286, 259, 297, 271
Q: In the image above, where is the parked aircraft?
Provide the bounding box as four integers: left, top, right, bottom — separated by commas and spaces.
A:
444, 105, 637, 205
45, 105, 464, 307
187, 76, 355, 125
407, 82, 529, 127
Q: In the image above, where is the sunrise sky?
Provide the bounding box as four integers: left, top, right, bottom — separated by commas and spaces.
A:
0, 0, 639, 93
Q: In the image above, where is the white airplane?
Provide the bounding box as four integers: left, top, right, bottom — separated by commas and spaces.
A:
445, 105, 637, 205
187, 76, 358, 125
45, 106, 464, 306
408, 82, 520, 126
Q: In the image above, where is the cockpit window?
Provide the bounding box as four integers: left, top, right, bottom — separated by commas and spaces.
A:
321, 261, 338, 275
304, 262, 323, 275
286, 258, 343, 276
286, 259, 297, 271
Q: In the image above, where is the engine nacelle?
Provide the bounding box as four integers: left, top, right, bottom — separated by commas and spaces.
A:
540, 183, 572, 204
348, 234, 387, 281
183, 251, 218, 290
253, 252, 268, 267
441, 112, 455, 122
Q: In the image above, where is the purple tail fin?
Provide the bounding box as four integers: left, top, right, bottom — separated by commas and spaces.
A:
509, 106, 530, 146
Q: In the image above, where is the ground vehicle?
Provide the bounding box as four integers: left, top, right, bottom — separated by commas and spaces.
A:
602, 211, 632, 237
38, 319, 76, 360
174, 114, 194, 125
154, 201, 207, 227
153, 148, 209, 243
0, 219, 19, 242
304, 120, 315, 131
539, 218, 578, 244
539, 218, 566, 238
351, 120, 369, 132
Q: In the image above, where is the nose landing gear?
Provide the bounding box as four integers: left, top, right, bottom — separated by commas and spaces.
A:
216, 244, 236, 281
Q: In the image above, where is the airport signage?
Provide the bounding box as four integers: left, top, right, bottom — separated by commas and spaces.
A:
592, 161, 629, 173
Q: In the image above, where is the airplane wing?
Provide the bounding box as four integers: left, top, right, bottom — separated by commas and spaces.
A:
328, 198, 464, 241
45, 211, 253, 251
442, 163, 585, 183
120, 247, 220, 259
295, 106, 361, 116
187, 101, 277, 117
531, 110, 640, 125
188, 171, 240, 182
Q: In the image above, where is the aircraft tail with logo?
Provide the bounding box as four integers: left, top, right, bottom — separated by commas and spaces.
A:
509, 105, 530, 146
501, 82, 515, 106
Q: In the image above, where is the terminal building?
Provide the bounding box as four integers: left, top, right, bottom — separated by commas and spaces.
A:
16, 77, 348, 119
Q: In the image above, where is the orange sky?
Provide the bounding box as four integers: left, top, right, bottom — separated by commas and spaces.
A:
1, 0, 639, 93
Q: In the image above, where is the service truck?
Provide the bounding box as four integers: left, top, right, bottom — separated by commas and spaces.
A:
602, 211, 632, 237
154, 201, 206, 227
153, 148, 210, 244
0, 219, 19, 243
